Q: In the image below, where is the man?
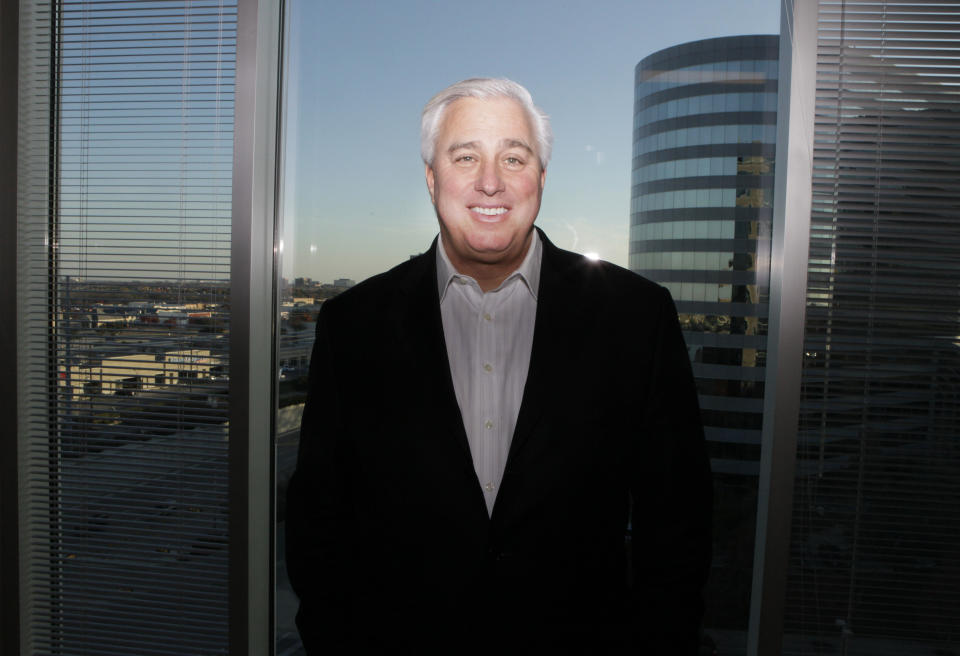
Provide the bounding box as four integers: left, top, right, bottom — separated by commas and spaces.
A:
286, 78, 711, 655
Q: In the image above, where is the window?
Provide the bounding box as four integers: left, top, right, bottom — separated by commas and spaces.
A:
276, 8, 781, 654
9, 0, 279, 653
782, 3, 960, 653
13, 2, 953, 656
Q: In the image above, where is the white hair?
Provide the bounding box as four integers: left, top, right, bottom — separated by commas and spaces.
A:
420, 77, 553, 169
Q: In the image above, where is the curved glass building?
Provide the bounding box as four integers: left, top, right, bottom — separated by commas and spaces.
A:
630, 35, 779, 634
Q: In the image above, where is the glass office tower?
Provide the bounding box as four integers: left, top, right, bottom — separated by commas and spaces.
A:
630, 35, 779, 634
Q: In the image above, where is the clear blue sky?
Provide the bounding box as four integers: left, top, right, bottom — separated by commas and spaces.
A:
281, 0, 782, 283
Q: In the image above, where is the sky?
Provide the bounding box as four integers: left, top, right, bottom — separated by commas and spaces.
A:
280, 0, 783, 283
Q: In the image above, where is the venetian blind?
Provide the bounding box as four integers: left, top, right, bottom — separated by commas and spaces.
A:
784, 1, 960, 654
19, 0, 237, 653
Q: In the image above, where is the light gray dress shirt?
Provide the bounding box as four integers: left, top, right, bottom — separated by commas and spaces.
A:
436, 231, 542, 516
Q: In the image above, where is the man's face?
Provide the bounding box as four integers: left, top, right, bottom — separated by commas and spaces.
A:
426, 97, 546, 276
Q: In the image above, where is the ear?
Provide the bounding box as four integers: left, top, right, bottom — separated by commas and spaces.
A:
539, 166, 546, 190
425, 163, 436, 204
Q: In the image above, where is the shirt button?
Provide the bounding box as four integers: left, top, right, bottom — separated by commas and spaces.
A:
484, 420, 493, 429
484, 482, 495, 492
482, 312, 492, 322
482, 363, 493, 372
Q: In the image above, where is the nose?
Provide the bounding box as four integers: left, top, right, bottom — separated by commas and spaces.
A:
475, 160, 504, 196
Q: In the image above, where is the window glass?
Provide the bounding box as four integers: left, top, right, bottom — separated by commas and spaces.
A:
633, 248, 760, 272
634, 92, 777, 127
277, 5, 781, 655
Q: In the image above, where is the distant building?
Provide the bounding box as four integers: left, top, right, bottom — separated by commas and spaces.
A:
630, 34, 779, 632
631, 34, 778, 474
59, 348, 220, 399
333, 278, 355, 289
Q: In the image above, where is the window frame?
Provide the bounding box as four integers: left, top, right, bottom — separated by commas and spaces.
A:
230, 0, 284, 653
747, 0, 817, 654
1, 1, 22, 653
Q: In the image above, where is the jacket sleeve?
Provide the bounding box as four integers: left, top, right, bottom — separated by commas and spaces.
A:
630, 285, 712, 655
284, 306, 357, 654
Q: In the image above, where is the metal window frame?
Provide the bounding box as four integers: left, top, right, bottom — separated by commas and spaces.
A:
230, 0, 284, 653
747, 0, 818, 653
1, 1, 22, 654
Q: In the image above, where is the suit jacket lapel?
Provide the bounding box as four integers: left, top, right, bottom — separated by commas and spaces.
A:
395, 239, 477, 472
393, 231, 598, 520
507, 228, 600, 465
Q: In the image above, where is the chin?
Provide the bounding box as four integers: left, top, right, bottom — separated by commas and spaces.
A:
466, 234, 516, 255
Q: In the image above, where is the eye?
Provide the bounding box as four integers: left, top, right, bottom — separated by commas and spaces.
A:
504, 156, 524, 168
454, 154, 475, 163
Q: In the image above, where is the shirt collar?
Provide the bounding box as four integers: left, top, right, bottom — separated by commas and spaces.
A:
436, 229, 542, 302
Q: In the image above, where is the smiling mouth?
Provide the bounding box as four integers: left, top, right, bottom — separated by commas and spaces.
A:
470, 206, 508, 216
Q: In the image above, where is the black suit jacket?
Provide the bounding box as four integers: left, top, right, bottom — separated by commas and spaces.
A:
285, 229, 711, 655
